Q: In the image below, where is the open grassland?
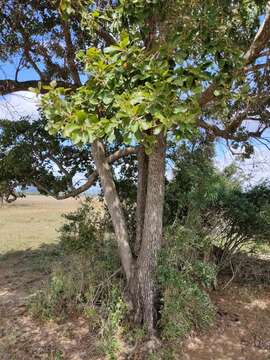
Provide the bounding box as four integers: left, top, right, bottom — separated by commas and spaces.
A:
0, 195, 81, 254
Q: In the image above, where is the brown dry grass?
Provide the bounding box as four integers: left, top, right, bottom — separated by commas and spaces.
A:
0, 195, 81, 254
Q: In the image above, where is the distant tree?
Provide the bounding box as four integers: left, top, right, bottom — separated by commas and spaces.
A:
0, 179, 25, 205
0, 115, 137, 200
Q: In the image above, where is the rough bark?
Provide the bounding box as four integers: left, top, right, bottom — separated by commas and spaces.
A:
91, 140, 134, 282
135, 146, 149, 256
136, 132, 166, 335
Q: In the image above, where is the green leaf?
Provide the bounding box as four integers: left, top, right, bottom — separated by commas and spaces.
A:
153, 125, 163, 135
119, 31, 129, 48
50, 80, 57, 88
63, 124, 81, 137
91, 10, 100, 17
104, 46, 122, 54
75, 110, 87, 122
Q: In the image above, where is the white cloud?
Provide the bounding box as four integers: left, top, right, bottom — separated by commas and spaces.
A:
215, 140, 270, 186
0, 91, 39, 121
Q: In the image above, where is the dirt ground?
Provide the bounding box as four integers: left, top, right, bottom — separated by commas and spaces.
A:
0, 249, 269, 360
0, 249, 99, 360
182, 283, 270, 360
0, 197, 269, 360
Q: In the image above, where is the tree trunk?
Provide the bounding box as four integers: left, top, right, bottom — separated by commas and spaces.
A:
135, 146, 148, 256
136, 132, 166, 335
91, 140, 134, 282
92, 136, 166, 336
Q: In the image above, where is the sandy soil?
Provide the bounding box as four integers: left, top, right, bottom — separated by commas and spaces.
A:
0, 249, 269, 359
0, 250, 101, 360
181, 283, 270, 360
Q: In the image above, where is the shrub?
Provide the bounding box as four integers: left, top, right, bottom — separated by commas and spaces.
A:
158, 225, 216, 341
99, 287, 127, 360
29, 198, 129, 359
29, 198, 122, 321
30, 199, 218, 358
59, 197, 112, 252
29, 252, 121, 320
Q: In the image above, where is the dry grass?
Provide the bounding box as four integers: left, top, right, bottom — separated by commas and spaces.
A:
0, 195, 81, 254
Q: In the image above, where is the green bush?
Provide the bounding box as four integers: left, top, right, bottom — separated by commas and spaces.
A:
29, 255, 127, 359
29, 198, 121, 321
29, 199, 128, 359
100, 287, 127, 360
30, 199, 218, 358
158, 225, 216, 341
59, 197, 112, 252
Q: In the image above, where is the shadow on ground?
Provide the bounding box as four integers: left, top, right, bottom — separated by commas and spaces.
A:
0, 245, 102, 360
0, 245, 269, 360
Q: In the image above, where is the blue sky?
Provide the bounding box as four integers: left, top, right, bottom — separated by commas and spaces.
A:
1, 60, 270, 187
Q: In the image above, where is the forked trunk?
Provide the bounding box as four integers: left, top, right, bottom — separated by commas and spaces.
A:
92, 136, 166, 336
92, 140, 134, 282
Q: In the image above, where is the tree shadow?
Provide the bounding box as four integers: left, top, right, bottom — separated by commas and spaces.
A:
221, 250, 270, 285
0, 243, 102, 360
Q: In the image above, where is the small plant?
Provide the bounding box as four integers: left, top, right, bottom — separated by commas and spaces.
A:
158, 225, 216, 341
59, 197, 112, 252
100, 287, 127, 360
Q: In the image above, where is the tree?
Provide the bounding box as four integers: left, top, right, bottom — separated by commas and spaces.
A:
2, 0, 270, 336
165, 139, 270, 268
0, 0, 118, 94
40, 0, 270, 336
0, 179, 25, 205
0, 0, 138, 201
0, 116, 137, 200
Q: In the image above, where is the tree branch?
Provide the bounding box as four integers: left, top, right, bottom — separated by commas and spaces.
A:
199, 1, 270, 108
33, 146, 138, 200
61, 18, 82, 85
0, 79, 76, 96
96, 26, 117, 46
244, 2, 270, 64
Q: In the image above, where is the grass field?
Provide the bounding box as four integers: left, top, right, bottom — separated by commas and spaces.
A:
0, 195, 81, 254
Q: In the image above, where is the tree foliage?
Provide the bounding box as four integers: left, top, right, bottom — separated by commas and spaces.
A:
0, 116, 94, 197
42, 0, 270, 151
166, 140, 270, 266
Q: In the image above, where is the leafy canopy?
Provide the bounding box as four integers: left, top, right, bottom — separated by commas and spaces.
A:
41, 0, 267, 152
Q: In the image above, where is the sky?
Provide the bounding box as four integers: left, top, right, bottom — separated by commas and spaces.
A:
1, 61, 270, 189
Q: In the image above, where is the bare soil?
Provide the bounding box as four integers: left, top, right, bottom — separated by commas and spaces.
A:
0, 249, 269, 359
0, 249, 101, 360
182, 282, 270, 360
